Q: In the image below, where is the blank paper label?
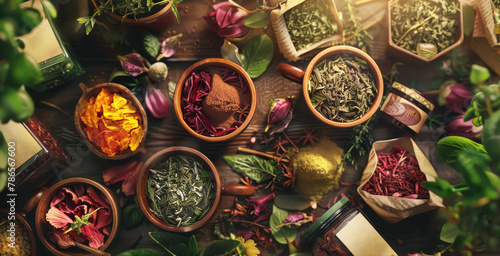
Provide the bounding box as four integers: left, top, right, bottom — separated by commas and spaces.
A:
337, 213, 397, 256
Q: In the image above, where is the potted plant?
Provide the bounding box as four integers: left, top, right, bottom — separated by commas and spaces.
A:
80, 0, 182, 34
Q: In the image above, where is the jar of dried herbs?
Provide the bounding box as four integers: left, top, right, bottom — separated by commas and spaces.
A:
146, 154, 216, 227
302, 197, 397, 256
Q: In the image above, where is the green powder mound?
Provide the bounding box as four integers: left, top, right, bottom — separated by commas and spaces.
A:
292, 138, 344, 201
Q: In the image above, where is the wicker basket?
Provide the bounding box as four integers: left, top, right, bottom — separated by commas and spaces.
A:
474, 0, 500, 49
270, 0, 343, 61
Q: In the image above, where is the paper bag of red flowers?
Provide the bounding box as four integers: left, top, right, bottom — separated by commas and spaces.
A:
357, 137, 444, 223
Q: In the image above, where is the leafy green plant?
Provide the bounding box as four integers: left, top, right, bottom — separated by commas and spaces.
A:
116, 232, 241, 256
79, 0, 183, 35
223, 154, 280, 183
0, 0, 56, 193
464, 65, 500, 126
422, 111, 500, 254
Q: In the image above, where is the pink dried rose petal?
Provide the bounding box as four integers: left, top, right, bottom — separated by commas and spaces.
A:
102, 226, 111, 236
95, 209, 113, 230
57, 202, 73, 214
159, 33, 183, 59
68, 229, 87, 243
203, 1, 249, 38
51, 191, 66, 208
248, 193, 275, 216
87, 186, 110, 209
74, 184, 85, 198
122, 162, 144, 196
46, 207, 74, 229
73, 205, 89, 218
117, 53, 147, 77
51, 228, 74, 249
284, 213, 305, 224
82, 225, 105, 249
102, 160, 139, 186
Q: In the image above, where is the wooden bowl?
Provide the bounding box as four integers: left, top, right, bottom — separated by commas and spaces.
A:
35, 178, 120, 256
277, 46, 384, 128
0, 210, 37, 256
136, 146, 255, 232
74, 82, 148, 160
107, 2, 176, 31
387, 0, 464, 63
173, 58, 257, 143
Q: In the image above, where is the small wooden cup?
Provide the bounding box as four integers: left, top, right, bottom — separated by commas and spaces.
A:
74, 82, 148, 160
35, 178, 120, 255
136, 146, 255, 232
173, 58, 257, 142
277, 46, 384, 128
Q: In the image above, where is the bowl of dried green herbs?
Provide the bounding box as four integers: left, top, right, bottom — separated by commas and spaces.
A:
387, 0, 464, 62
277, 45, 384, 128
136, 146, 255, 232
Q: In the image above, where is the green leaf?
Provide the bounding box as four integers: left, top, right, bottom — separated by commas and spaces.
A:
109, 71, 131, 81
0, 86, 34, 123
439, 222, 461, 243
171, 4, 180, 24
221, 39, 242, 66
16, 8, 42, 35
470, 64, 490, 84
422, 177, 455, 199
187, 236, 198, 256
149, 231, 190, 256
116, 249, 164, 256
77, 17, 90, 24
270, 204, 297, 244
223, 155, 278, 183
482, 110, 500, 160
240, 34, 273, 78
122, 203, 144, 230
244, 10, 270, 28
199, 240, 240, 256
436, 136, 486, 170
7, 52, 42, 87
213, 216, 236, 240
274, 194, 311, 211
142, 31, 161, 58
0, 132, 8, 194
168, 81, 176, 100
456, 150, 498, 200
42, 0, 57, 18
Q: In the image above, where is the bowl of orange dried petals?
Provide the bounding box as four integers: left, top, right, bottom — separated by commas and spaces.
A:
74, 82, 148, 160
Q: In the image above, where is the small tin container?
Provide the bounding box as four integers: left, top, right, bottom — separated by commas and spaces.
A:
380, 82, 435, 135
302, 197, 397, 256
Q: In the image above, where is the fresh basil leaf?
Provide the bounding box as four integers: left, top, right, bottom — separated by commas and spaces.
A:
482, 110, 500, 160
270, 204, 297, 244
142, 31, 161, 58
437, 136, 486, 170
241, 34, 273, 78
223, 155, 278, 183
149, 231, 190, 256
123, 203, 144, 230
422, 177, 455, 199
244, 10, 270, 28
116, 249, 164, 256
199, 240, 240, 256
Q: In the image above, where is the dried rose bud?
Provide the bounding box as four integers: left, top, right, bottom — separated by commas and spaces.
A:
445, 114, 483, 140
203, 1, 249, 38
146, 83, 170, 118
247, 193, 275, 216
117, 53, 147, 76
438, 82, 473, 113
265, 96, 294, 135
157, 33, 183, 61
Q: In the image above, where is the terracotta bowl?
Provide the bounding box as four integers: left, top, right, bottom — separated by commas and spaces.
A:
106, 2, 177, 31
35, 178, 120, 256
0, 210, 37, 256
136, 146, 255, 232
387, 0, 464, 63
173, 58, 257, 143
74, 82, 148, 160
277, 46, 384, 128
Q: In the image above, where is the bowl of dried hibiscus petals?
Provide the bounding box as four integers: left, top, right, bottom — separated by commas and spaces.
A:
35, 177, 119, 255
173, 58, 257, 142
74, 82, 148, 160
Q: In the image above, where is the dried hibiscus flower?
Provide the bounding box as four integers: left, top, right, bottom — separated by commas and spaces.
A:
102, 160, 143, 196
46, 185, 112, 249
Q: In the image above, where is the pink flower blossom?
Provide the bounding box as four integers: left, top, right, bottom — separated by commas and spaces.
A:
203, 2, 249, 38
46, 207, 74, 229
284, 213, 305, 224
81, 225, 105, 249
265, 97, 294, 134
248, 193, 275, 216
445, 114, 483, 140
438, 83, 473, 113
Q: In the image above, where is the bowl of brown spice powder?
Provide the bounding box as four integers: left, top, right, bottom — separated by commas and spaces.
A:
173, 58, 257, 142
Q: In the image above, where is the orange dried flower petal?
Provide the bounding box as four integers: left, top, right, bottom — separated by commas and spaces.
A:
129, 127, 144, 151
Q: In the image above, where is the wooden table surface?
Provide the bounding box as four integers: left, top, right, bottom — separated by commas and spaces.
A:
11, 0, 487, 255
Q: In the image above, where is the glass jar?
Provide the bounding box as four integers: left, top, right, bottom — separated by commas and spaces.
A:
302, 197, 397, 256
379, 82, 434, 135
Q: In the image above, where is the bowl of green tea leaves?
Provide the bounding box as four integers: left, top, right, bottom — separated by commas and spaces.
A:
388, 0, 463, 62
136, 146, 255, 232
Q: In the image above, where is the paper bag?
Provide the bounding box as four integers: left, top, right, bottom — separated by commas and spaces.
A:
357, 137, 444, 223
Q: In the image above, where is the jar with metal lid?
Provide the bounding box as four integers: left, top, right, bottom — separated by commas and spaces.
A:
380, 82, 435, 135
302, 197, 397, 256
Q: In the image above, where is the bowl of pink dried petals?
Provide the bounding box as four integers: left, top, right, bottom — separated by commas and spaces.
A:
35, 178, 119, 255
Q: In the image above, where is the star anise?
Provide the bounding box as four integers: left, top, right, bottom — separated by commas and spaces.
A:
235, 101, 250, 122
296, 127, 319, 146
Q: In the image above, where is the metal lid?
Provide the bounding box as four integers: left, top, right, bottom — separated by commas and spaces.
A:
391, 82, 435, 111
301, 197, 349, 245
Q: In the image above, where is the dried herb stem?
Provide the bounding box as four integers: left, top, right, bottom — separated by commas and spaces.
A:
395, 7, 437, 46
237, 147, 289, 163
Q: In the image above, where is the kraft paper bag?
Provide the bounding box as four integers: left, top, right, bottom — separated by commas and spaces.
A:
357, 137, 444, 223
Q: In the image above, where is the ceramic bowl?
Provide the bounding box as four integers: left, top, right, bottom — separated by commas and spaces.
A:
277, 46, 384, 128
35, 178, 120, 255
387, 0, 464, 63
74, 82, 148, 160
136, 146, 255, 232
173, 58, 257, 143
